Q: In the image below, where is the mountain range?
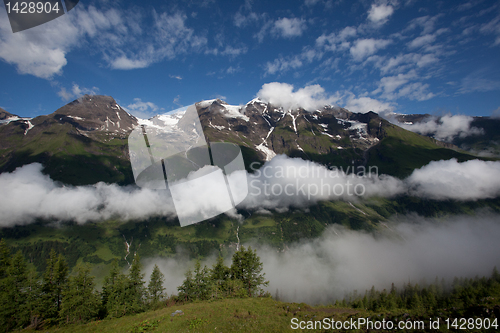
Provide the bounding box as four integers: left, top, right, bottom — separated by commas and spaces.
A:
1, 95, 499, 283
0, 94, 489, 185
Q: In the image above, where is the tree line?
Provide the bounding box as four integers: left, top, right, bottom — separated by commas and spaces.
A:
338, 268, 500, 315
0, 239, 268, 332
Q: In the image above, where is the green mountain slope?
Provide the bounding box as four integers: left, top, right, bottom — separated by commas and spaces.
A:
365, 118, 480, 178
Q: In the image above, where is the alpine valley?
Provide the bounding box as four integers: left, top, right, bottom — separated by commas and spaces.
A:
0, 94, 499, 287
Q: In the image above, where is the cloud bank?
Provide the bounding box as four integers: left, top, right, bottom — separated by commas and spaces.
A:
1, 157, 499, 227
0, 163, 176, 226
141, 214, 500, 305
388, 114, 484, 142
260, 214, 500, 304
257, 82, 340, 111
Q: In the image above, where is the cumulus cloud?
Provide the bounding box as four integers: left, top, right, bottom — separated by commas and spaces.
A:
260, 214, 500, 303
408, 34, 436, 49
0, 5, 129, 79
316, 26, 357, 52
1, 156, 499, 227
350, 38, 392, 61
256, 82, 341, 111
264, 57, 303, 75
272, 18, 306, 38
367, 4, 394, 24
407, 158, 500, 200
374, 73, 435, 101
126, 98, 164, 118
0, 163, 176, 227
241, 155, 405, 210
399, 114, 483, 141
0, 4, 212, 79
240, 156, 500, 212
57, 83, 100, 101
344, 94, 394, 113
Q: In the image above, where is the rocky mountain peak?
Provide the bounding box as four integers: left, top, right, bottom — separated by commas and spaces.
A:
0, 107, 16, 121
50, 94, 138, 135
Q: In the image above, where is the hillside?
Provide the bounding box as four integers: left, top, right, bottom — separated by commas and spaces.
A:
0, 95, 137, 185
41, 273, 500, 333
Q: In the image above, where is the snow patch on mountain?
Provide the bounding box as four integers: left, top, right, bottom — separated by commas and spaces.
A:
24, 120, 34, 135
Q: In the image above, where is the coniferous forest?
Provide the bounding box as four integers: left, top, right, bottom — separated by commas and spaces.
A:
1, 237, 500, 332
0, 239, 269, 332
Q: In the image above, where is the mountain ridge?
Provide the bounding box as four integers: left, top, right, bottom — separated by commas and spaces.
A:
0, 94, 482, 184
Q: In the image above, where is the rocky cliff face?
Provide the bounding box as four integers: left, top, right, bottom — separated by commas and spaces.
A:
196, 98, 386, 162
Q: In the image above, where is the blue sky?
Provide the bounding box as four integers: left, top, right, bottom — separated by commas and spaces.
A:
0, 0, 499, 119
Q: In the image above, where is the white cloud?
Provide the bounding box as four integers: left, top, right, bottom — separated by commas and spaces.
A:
407, 159, 500, 200
345, 94, 394, 113
373, 72, 416, 97
221, 45, 248, 56
397, 82, 435, 101
405, 15, 441, 35
2, 156, 500, 228
0, 163, 176, 227
57, 83, 99, 101
367, 4, 394, 24
110, 56, 149, 70
375, 53, 439, 76
0, 5, 210, 79
399, 114, 483, 141
126, 98, 163, 118
260, 214, 500, 304
408, 34, 436, 48
316, 26, 357, 52
264, 57, 303, 75
0, 5, 131, 79
272, 18, 306, 38
350, 38, 392, 61
256, 82, 340, 111
459, 69, 500, 94
480, 13, 500, 46
241, 156, 500, 213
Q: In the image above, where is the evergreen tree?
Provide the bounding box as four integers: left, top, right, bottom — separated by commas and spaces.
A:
6, 251, 30, 329
177, 268, 194, 301
0, 240, 13, 331
25, 266, 42, 329
60, 264, 100, 324
210, 255, 229, 298
229, 246, 268, 297
101, 261, 130, 318
127, 253, 146, 313
147, 264, 165, 306
192, 260, 210, 300
40, 250, 68, 322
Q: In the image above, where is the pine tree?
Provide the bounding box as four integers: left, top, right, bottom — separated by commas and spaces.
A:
148, 264, 165, 306
192, 260, 210, 300
127, 253, 145, 313
102, 260, 128, 318
0, 240, 13, 330
7, 251, 30, 329
60, 264, 100, 324
177, 268, 194, 301
25, 266, 42, 329
229, 246, 268, 297
41, 250, 68, 322
210, 255, 229, 297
